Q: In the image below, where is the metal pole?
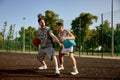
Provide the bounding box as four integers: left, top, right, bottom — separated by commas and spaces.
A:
15, 31, 17, 52
79, 18, 81, 57
111, 0, 114, 56
22, 17, 26, 52
22, 27, 25, 52
101, 14, 103, 58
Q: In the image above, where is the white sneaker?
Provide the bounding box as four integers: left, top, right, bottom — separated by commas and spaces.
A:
38, 65, 47, 70
70, 68, 79, 75
55, 70, 60, 76
58, 66, 64, 70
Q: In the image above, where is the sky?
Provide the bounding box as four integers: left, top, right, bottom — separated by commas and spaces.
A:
0, 0, 120, 34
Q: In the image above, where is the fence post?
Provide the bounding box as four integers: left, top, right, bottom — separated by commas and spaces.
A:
101, 14, 103, 58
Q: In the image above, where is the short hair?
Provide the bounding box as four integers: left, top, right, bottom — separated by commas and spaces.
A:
38, 16, 45, 22
56, 22, 63, 26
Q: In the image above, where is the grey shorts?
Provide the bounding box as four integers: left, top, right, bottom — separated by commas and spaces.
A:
37, 47, 55, 61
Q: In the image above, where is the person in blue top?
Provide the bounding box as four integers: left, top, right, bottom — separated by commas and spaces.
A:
56, 22, 79, 75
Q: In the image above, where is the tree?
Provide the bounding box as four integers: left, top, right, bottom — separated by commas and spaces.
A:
7, 24, 15, 40
18, 26, 37, 42
18, 26, 37, 51
0, 33, 3, 41
1, 21, 7, 40
79, 13, 98, 41
96, 20, 112, 51
114, 23, 120, 53
116, 23, 120, 31
71, 12, 98, 51
25, 26, 37, 43
0, 32, 4, 49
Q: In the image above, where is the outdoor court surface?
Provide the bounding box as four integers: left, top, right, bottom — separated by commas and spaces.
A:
0, 52, 120, 80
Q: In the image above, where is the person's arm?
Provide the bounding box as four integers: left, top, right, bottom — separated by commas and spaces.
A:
49, 30, 63, 47
66, 30, 75, 40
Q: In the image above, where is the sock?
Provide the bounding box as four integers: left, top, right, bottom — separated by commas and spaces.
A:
73, 66, 77, 69
60, 64, 63, 67
43, 64, 47, 67
55, 67, 59, 71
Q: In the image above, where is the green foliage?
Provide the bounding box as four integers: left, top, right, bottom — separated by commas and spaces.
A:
0, 10, 120, 54
18, 26, 37, 43
37, 13, 44, 19
114, 23, 120, 52
0, 33, 3, 41
16, 26, 38, 51
71, 12, 98, 51
97, 20, 112, 51
7, 24, 15, 40
1, 21, 7, 41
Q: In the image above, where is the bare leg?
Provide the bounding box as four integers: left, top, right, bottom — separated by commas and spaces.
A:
52, 56, 58, 67
52, 55, 60, 74
59, 53, 64, 65
38, 60, 47, 69
40, 60, 46, 65
69, 53, 76, 67
69, 53, 79, 75
58, 53, 65, 70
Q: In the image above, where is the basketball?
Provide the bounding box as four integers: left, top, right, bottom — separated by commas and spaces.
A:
32, 37, 41, 47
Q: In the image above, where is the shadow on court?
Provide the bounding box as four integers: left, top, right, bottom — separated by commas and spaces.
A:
0, 52, 120, 80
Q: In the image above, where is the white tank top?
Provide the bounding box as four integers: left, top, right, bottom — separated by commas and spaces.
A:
58, 30, 67, 37
58, 30, 67, 41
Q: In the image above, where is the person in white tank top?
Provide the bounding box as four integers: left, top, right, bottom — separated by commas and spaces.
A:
56, 22, 79, 75
58, 30, 74, 53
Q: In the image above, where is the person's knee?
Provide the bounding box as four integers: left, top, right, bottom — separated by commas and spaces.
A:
59, 53, 64, 57
51, 55, 57, 61
69, 53, 74, 59
69, 55, 73, 59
